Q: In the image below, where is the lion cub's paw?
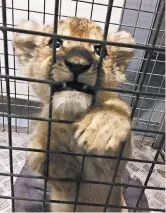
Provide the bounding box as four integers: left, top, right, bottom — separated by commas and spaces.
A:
74, 110, 131, 153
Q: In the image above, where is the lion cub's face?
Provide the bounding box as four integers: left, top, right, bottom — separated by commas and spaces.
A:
13, 18, 135, 119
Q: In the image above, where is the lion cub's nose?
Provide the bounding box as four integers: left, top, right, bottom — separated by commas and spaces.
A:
65, 47, 92, 75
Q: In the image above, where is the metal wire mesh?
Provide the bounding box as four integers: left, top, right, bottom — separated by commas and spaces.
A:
0, 0, 165, 212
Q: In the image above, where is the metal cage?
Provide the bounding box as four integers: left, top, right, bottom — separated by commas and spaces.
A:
0, 0, 165, 212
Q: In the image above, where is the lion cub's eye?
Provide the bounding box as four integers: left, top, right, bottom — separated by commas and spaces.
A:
48, 38, 63, 49
94, 45, 107, 57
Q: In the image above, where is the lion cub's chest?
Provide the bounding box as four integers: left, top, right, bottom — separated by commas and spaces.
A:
53, 124, 118, 182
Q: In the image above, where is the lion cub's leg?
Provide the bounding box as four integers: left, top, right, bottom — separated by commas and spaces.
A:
74, 98, 131, 211
27, 106, 78, 212
27, 120, 49, 174
27, 105, 59, 175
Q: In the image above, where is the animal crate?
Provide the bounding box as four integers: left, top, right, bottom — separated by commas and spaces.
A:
0, 0, 165, 212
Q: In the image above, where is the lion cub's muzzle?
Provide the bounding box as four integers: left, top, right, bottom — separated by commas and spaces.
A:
64, 47, 93, 80
52, 47, 94, 95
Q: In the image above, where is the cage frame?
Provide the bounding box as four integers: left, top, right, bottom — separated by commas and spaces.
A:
0, 0, 165, 212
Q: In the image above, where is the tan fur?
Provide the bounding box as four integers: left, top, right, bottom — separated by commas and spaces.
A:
13, 17, 135, 212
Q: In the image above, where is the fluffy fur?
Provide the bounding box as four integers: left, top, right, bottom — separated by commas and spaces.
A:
13, 17, 135, 212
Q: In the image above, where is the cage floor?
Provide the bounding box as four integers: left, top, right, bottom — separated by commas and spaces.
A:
0, 129, 165, 212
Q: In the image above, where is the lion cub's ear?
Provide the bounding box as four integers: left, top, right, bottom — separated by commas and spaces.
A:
107, 31, 135, 66
13, 20, 42, 56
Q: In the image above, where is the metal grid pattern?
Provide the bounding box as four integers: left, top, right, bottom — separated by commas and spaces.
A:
0, 0, 165, 212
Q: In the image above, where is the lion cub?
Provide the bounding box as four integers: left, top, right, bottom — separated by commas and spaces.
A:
13, 17, 135, 212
